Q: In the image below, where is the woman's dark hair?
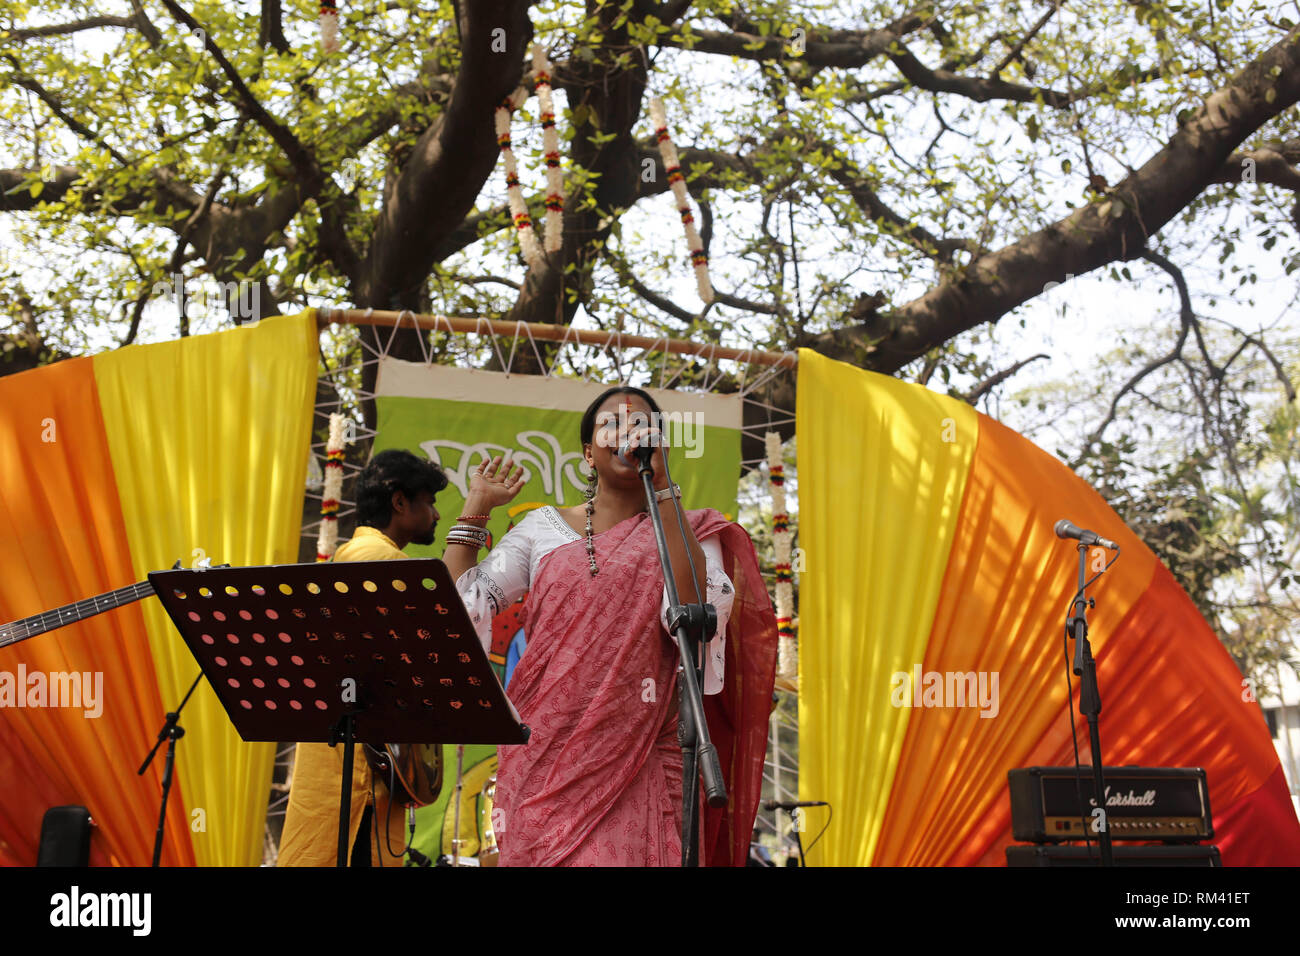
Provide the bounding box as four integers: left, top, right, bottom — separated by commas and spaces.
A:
580, 386, 663, 447
356, 449, 448, 528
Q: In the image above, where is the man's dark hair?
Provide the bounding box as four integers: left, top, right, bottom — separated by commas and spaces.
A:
580, 385, 664, 447
355, 449, 448, 528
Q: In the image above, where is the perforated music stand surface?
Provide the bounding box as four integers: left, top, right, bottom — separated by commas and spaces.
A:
147, 559, 526, 746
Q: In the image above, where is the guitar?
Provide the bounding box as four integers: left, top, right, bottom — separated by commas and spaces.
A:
0, 578, 159, 651
0, 573, 444, 807
362, 743, 444, 808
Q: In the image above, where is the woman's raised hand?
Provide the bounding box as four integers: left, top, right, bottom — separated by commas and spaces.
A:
468, 454, 527, 510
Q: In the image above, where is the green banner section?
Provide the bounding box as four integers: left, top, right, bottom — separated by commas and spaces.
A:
374, 394, 741, 558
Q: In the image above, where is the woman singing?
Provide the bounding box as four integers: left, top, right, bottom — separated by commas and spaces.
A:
444, 386, 777, 866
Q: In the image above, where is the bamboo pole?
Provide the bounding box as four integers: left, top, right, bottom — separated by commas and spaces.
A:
315, 307, 798, 369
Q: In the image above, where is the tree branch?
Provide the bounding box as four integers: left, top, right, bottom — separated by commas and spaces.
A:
617, 260, 698, 323
259, 0, 290, 55
810, 26, 1300, 375
989, 5, 1057, 77
2, 16, 135, 40
1067, 250, 1195, 468
1211, 139, 1300, 191
2, 58, 130, 165
128, 0, 164, 49
819, 138, 975, 261
157, 1, 319, 185
712, 288, 782, 314
660, 13, 928, 69
962, 353, 1049, 405
890, 42, 1160, 109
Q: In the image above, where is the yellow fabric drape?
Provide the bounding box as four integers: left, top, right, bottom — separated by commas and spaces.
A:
92, 312, 318, 865
795, 349, 978, 866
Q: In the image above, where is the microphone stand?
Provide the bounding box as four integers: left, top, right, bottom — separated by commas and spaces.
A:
139, 671, 203, 867
1067, 542, 1113, 867
787, 808, 806, 867
633, 447, 727, 867
139, 560, 230, 866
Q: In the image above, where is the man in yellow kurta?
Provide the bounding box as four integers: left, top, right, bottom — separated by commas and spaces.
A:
278, 450, 447, 866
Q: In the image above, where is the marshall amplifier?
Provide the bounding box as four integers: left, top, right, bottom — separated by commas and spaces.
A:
1008, 766, 1212, 843
1007, 844, 1222, 867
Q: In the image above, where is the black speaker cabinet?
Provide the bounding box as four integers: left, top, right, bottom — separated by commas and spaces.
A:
37, 805, 93, 867
1007, 844, 1221, 867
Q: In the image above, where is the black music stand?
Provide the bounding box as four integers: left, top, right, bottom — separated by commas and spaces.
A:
148, 558, 527, 867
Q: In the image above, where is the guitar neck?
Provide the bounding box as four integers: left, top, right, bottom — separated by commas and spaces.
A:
0, 579, 156, 649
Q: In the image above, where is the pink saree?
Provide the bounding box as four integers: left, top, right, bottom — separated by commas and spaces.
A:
493, 508, 778, 866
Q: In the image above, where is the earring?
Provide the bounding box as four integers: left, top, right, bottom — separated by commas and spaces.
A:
584, 463, 597, 501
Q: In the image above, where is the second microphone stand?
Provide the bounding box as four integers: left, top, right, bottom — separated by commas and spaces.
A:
1067, 542, 1114, 867
634, 449, 728, 866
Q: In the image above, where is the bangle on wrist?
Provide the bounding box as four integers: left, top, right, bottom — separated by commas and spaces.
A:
654, 483, 682, 503
446, 539, 484, 550
446, 523, 490, 550
457, 514, 490, 521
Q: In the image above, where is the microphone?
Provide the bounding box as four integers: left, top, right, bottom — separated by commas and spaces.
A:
763, 800, 828, 811
1054, 519, 1118, 551
618, 429, 665, 467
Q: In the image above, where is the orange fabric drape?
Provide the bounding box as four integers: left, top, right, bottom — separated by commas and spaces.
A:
872, 413, 1158, 865
0, 358, 194, 866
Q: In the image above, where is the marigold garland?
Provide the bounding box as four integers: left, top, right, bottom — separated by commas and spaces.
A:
766, 432, 797, 681
319, 2, 340, 55
649, 96, 714, 304
316, 413, 350, 562
494, 85, 542, 268
531, 43, 565, 253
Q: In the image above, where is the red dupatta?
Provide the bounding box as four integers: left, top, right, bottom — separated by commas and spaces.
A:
701, 519, 780, 866
493, 508, 777, 866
